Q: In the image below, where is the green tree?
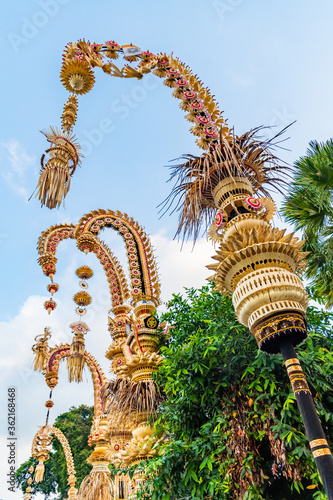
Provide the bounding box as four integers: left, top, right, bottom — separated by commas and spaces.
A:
136, 285, 333, 500
281, 139, 333, 308
16, 405, 93, 499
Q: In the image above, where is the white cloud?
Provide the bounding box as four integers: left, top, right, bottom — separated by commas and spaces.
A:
1, 139, 36, 198
151, 230, 215, 304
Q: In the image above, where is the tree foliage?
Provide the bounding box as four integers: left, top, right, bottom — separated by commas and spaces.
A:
136, 285, 333, 500
16, 405, 93, 499
281, 139, 333, 307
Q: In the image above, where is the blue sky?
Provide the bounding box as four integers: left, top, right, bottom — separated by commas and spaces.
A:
1, 0, 333, 498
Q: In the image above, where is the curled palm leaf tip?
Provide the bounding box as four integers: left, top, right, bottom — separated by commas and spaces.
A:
281, 139, 333, 308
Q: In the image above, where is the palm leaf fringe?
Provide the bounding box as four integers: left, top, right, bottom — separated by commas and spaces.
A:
103, 378, 163, 422
36, 164, 71, 209
79, 471, 114, 500
160, 125, 293, 242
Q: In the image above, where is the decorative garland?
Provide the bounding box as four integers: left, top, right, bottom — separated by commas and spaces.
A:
36, 39, 231, 208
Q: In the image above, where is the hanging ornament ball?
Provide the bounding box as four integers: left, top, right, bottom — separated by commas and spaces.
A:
79, 280, 89, 290
245, 197, 262, 210
44, 299, 56, 315
47, 283, 59, 295
76, 306, 87, 316
73, 291, 92, 306
29, 466, 34, 474
215, 211, 223, 227
76, 266, 93, 280
27, 478, 33, 485
45, 399, 54, 408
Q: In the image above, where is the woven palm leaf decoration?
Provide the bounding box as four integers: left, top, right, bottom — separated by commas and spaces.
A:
33, 209, 164, 498
32, 38, 333, 496
37, 39, 230, 208
36, 127, 82, 208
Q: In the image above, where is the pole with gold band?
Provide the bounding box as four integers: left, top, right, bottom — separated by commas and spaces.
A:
280, 341, 333, 495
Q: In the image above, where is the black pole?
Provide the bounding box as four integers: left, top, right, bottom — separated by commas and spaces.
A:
280, 340, 333, 498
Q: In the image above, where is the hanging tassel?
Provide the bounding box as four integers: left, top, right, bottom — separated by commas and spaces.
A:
36, 157, 72, 209
79, 468, 114, 500
32, 328, 51, 372
67, 332, 85, 382
32, 347, 48, 372
34, 459, 45, 483
34, 127, 81, 209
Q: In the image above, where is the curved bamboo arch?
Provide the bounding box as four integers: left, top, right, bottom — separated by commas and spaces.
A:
92, 239, 130, 307
32, 425, 77, 497
38, 210, 160, 308
60, 40, 230, 150
38, 223, 76, 255
38, 222, 130, 307
76, 209, 160, 305
36, 40, 234, 209
45, 344, 107, 417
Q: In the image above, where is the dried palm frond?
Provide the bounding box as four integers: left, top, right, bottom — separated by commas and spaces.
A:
79, 470, 113, 500
160, 125, 293, 242
103, 378, 163, 421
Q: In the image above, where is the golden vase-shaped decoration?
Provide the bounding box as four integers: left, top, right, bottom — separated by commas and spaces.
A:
208, 174, 309, 353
